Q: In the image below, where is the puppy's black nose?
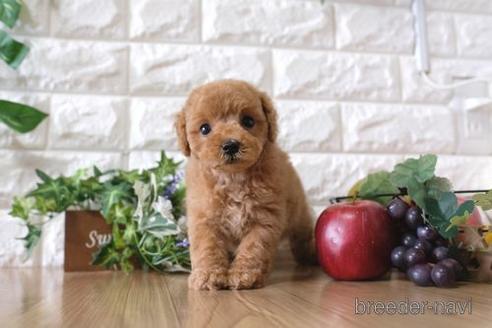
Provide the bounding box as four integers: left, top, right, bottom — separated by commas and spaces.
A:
222, 139, 240, 155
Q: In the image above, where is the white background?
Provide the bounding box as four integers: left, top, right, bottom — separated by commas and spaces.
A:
1, 0, 492, 266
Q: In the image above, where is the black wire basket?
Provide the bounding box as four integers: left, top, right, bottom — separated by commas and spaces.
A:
328, 189, 489, 204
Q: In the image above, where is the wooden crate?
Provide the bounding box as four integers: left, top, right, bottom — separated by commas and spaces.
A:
64, 210, 111, 272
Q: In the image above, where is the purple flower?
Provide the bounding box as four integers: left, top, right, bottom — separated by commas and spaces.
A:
176, 238, 190, 248
163, 172, 184, 199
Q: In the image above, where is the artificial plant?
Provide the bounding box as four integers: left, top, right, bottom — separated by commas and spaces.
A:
10, 152, 190, 273
0, 0, 48, 133
349, 154, 492, 239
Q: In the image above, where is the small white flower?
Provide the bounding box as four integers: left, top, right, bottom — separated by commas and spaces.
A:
153, 197, 174, 220
177, 216, 187, 233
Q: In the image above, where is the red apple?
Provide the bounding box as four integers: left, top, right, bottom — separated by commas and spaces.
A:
315, 200, 396, 280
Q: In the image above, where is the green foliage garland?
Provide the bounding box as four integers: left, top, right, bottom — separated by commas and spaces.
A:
10, 152, 190, 273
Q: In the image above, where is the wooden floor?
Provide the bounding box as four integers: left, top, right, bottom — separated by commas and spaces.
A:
1, 256, 491, 328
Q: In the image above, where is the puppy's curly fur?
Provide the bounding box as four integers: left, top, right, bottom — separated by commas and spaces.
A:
176, 80, 316, 290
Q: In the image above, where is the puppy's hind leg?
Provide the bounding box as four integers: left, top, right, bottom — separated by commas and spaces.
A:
289, 204, 318, 265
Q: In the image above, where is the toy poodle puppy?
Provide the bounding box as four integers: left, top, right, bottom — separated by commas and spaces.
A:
175, 80, 316, 290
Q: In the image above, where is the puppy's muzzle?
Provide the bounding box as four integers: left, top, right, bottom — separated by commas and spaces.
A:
221, 139, 240, 156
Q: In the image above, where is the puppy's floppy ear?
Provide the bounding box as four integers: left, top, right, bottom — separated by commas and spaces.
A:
175, 110, 190, 156
258, 91, 278, 142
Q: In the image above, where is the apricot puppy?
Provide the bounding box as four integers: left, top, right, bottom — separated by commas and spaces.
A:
176, 80, 316, 290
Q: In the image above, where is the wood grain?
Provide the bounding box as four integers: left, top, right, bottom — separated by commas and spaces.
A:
1, 255, 491, 328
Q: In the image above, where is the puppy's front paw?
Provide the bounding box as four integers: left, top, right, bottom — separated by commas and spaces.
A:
188, 269, 228, 290
228, 268, 265, 290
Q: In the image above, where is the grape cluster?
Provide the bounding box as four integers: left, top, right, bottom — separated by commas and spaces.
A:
387, 197, 464, 287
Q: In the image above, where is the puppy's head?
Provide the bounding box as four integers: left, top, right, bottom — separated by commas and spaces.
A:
176, 80, 277, 173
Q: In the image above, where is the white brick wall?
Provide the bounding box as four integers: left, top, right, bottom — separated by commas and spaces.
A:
1, 0, 492, 266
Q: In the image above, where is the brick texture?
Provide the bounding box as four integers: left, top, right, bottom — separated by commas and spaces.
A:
1, 0, 491, 266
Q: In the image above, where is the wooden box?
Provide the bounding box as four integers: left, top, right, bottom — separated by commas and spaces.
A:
64, 210, 112, 272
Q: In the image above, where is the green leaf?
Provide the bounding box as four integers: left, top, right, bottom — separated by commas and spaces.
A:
0, 0, 21, 28
424, 197, 445, 220
447, 211, 471, 232
453, 200, 475, 218
438, 192, 458, 219
425, 193, 475, 239
123, 222, 136, 244
119, 247, 135, 273
20, 223, 41, 256
406, 178, 427, 209
424, 196, 452, 238
27, 177, 66, 198
91, 242, 119, 267
35, 169, 52, 183
414, 154, 438, 183
390, 154, 437, 187
139, 213, 179, 239
442, 200, 474, 236
426, 176, 452, 199
27, 177, 74, 212
358, 171, 399, 205
118, 169, 141, 185
111, 203, 133, 225
99, 182, 133, 220
389, 155, 438, 209
112, 222, 125, 250
9, 196, 35, 220
150, 151, 181, 181
0, 99, 47, 133
425, 207, 455, 238
0, 30, 29, 69
93, 165, 103, 177
473, 190, 492, 211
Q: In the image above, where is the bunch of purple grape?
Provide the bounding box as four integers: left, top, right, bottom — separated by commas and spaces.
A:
387, 197, 464, 287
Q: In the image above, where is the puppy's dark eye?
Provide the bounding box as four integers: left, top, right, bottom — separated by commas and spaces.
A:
241, 116, 255, 129
200, 123, 211, 135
